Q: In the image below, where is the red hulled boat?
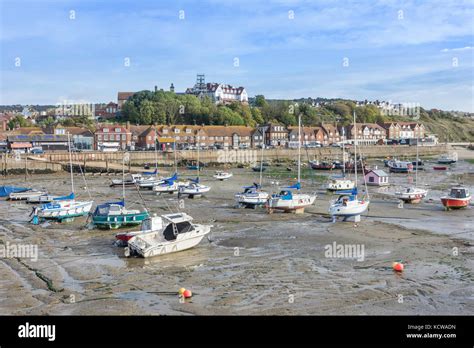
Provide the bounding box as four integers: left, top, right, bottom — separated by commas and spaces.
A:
441, 187, 471, 210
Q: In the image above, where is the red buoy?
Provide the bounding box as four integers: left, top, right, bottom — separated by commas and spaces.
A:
393, 262, 404, 272
183, 289, 193, 298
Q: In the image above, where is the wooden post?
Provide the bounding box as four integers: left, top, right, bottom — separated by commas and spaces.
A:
105, 154, 109, 173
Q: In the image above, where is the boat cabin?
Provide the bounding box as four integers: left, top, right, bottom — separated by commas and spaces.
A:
161, 213, 195, 241
449, 187, 469, 199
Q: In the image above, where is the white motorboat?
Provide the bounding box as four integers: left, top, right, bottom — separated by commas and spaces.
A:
127, 213, 211, 258
267, 114, 316, 213
438, 152, 457, 164
9, 190, 46, 201
213, 171, 233, 181
329, 111, 370, 220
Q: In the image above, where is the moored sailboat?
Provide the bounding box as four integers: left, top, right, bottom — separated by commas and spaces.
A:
32, 133, 93, 223
267, 114, 317, 213
329, 111, 370, 221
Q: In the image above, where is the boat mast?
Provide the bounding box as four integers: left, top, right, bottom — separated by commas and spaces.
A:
154, 128, 158, 171
67, 132, 74, 194
353, 111, 358, 196
415, 135, 419, 187
122, 153, 126, 202
197, 135, 200, 181
297, 113, 301, 185
174, 141, 177, 174
342, 126, 346, 177
259, 142, 264, 187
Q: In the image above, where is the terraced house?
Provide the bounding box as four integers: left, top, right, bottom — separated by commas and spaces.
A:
345, 123, 387, 145
94, 125, 132, 151
381, 122, 425, 140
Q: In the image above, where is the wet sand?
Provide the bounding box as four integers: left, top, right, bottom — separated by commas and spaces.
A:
0, 158, 473, 315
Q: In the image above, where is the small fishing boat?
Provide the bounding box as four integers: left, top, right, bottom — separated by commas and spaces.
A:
126, 213, 212, 258
213, 171, 233, 181
0, 186, 29, 198
178, 178, 211, 197
387, 160, 413, 173
433, 166, 447, 171
235, 183, 270, 208
395, 187, 428, 204
438, 153, 457, 164
310, 161, 335, 170
441, 187, 471, 210
8, 190, 47, 201
110, 174, 143, 187
345, 161, 369, 174
92, 201, 149, 229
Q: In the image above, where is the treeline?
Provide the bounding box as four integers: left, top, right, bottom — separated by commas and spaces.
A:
119, 90, 393, 127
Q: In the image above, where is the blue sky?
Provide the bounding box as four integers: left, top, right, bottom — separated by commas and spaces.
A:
1, 0, 473, 111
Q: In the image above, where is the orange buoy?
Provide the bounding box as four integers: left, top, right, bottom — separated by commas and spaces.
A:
183, 289, 192, 298
178, 288, 186, 295
393, 262, 404, 272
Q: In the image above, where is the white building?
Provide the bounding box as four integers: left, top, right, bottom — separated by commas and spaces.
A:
186, 76, 248, 105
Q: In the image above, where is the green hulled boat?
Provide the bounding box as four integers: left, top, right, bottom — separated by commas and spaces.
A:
92, 201, 149, 229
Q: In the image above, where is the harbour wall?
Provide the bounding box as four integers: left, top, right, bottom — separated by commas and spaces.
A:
1, 144, 449, 174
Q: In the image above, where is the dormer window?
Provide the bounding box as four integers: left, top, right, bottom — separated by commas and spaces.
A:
174, 129, 180, 133
115, 128, 121, 133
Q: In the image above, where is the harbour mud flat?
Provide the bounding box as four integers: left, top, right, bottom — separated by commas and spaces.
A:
0, 160, 473, 315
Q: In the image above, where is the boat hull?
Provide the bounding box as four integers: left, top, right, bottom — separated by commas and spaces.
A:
129, 225, 211, 258
38, 201, 93, 221
329, 200, 369, 217
441, 197, 470, 209
92, 212, 149, 229
267, 194, 316, 212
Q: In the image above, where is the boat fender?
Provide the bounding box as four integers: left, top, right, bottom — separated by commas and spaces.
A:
124, 247, 130, 258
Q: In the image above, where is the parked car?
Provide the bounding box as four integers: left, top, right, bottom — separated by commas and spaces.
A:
31, 148, 44, 154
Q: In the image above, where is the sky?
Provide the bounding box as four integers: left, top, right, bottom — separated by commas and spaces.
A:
0, 0, 473, 111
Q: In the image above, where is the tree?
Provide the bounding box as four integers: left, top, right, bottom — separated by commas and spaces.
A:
254, 95, 268, 108
7, 115, 32, 129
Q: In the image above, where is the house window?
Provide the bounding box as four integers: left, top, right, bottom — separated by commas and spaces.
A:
103, 128, 109, 133
115, 128, 121, 132
98, 135, 102, 141
163, 129, 168, 134
174, 129, 180, 133
122, 134, 126, 140
104, 135, 108, 141
369, 177, 374, 183
186, 129, 191, 133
